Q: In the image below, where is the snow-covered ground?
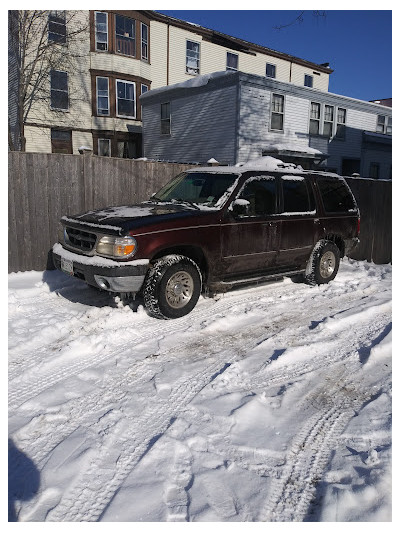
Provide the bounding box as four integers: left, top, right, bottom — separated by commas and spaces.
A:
8, 259, 392, 522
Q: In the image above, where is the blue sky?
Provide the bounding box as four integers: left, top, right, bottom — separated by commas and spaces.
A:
157, 10, 392, 102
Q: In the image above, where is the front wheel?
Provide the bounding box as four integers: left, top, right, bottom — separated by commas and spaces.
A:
305, 240, 340, 285
143, 255, 202, 319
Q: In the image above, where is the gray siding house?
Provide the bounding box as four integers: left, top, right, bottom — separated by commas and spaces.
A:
141, 71, 392, 179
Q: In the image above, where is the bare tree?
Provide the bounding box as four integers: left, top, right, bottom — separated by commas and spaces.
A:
8, 10, 88, 151
274, 11, 326, 31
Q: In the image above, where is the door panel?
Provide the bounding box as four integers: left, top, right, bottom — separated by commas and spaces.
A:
221, 176, 279, 277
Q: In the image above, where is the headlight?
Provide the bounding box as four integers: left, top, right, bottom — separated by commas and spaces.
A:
58, 223, 66, 244
96, 235, 137, 258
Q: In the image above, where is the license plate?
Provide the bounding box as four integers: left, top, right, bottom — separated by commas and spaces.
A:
61, 257, 74, 275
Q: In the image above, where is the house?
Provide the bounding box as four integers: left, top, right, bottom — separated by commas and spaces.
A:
8, 10, 333, 157
140, 70, 392, 179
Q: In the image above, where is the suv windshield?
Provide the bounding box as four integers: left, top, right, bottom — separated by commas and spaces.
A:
153, 172, 239, 208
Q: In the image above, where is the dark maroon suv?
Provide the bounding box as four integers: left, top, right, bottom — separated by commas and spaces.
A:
53, 161, 360, 319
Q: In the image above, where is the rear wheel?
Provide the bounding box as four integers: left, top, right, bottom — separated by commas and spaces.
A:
305, 240, 340, 285
143, 255, 202, 319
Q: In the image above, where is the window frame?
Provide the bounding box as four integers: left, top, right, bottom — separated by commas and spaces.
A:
95, 11, 108, 51
115, 14, 136, 57
48, 11, 67, 44
51, 128, 72, 154
50, 69, 69, 111
369, 162, 380, 179
96, 76, 110, 116
98, 138, 111, 157
270, 93, 285, 132
309, 102, 347, 139
266, 63, 276, 78
115, 79, 136, 118
141, 22, 149, 61
186, 39, 200, 75
161, 102, 171, 135
376, 114, 392, 135
304, 74, 313, 88
226, 51, 238, 71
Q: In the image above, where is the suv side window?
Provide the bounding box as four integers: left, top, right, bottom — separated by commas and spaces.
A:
238, 177, 277, 216
281, 177, 315, 213
317, 178, 356, 212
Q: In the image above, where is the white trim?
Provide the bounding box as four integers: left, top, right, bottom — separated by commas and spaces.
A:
96, 76, 110, 116
95, 11, 108, 52
141, 22, 149, 61
115, 79, 136, 119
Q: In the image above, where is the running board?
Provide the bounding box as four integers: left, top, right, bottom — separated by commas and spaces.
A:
208, 269, 305, 292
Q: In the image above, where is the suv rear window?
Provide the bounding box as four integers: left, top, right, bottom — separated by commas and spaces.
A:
281, 176, 315, 213
317, 178, 356, 213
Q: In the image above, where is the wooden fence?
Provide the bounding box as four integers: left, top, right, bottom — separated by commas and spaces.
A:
8, 152, 391, 273
345, 177, 392, 264
8, 152, 196, 273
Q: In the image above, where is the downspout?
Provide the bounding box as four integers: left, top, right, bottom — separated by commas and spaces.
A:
234, 74, 241, 164
289, 61, 292, 83
167, 24, 170, 86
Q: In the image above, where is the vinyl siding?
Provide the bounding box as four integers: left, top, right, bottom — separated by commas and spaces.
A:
238, 84, 314, 162
143, 83, 237, 164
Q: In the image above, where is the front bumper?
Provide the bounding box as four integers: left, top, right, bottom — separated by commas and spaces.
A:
52, 244, 149, 293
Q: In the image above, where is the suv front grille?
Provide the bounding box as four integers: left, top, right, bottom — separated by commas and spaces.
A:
65, 226, 97, 252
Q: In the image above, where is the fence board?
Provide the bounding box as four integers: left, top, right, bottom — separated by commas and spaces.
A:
8, 152, 391, 273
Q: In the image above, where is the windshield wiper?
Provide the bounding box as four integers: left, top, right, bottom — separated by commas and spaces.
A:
171, 198, 200, 210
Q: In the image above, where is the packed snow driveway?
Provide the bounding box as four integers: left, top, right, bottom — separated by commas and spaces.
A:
8, 259, 392, 522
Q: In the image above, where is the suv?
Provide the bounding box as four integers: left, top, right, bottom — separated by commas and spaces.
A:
53, 159, 359, 319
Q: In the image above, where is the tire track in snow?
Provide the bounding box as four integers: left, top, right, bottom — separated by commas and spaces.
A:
259, 331, 391, 522
46, 353, 242, 522
8, 278, 324, 409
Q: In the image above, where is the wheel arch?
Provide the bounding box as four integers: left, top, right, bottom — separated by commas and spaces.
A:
323, 233, 345, 258
151, 245, 209, 283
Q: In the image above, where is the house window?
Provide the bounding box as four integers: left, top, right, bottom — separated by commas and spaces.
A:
309, 102, 321, 135
304, 74, 313, 88
369, 162, 380, 179
51, 129, 72, 153
117, 139, 137, 159
50, 70, 68, 110
141, 84, 149, 95
96, 77, 109, 116
323, 105, 334, 137
186, 40, 200, 75
48, 11, 66, 44
98, 139, 111, 157
336, 107, 346, 139
95, 11, 108, 51
266, 63, 276, 78
116, 80, 136, 117
161, 102, 171, 134
271, 94, 284, 131
377, 115, 392, 135
226, 52, 238, 71
115, 14, 135, 56
141, 23, 149, 60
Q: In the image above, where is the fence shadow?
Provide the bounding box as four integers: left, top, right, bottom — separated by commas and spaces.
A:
8, 439, 40, 522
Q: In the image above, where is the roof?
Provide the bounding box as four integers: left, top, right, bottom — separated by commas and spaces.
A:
142, 10, 334, 75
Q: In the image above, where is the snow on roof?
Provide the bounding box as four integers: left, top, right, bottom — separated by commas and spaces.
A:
140, 71, 235, 99
262, 143, 323, 156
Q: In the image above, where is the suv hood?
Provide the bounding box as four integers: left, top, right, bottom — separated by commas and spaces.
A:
61, 201, 217, 234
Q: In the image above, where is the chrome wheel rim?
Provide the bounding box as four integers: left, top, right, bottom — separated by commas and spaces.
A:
165, 271, 194, 309
320, 251, 336, 278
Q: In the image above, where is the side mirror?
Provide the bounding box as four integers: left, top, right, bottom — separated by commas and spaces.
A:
230, 199, 250, 217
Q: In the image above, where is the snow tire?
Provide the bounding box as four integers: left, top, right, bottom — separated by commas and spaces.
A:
143, 255, 202, 319
305, 240, 340, 286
